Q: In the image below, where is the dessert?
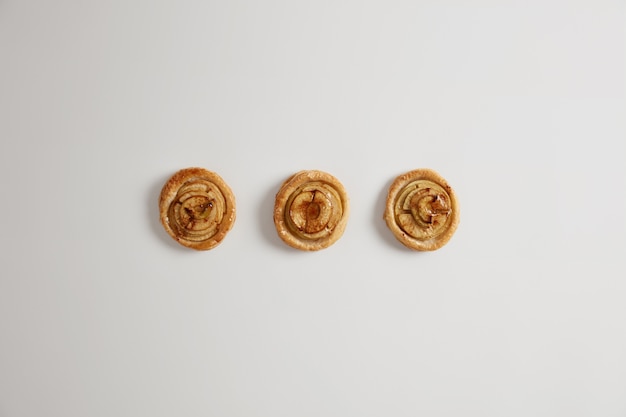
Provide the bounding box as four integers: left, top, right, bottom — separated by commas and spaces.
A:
384, 169, 459, 251
274, 170, 349, 251
159, 168, 236, 250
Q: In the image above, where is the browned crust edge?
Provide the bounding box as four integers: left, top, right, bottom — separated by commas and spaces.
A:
384, 169, 459, 251
159, 167, 236, 250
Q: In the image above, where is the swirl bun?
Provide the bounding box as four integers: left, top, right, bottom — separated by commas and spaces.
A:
384, 169, 459, 251
159, 168, 236, 250
274, 170, 349, 251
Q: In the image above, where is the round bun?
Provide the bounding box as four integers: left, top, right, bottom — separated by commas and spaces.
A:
159, 167, 236, 250
274, 170, 349, 251
384, 169, 459, 251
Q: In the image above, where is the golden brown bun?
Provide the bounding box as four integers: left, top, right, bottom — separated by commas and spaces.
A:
159, 168, 236, 250
274, 170, 349, 251
384, 169, 459, 251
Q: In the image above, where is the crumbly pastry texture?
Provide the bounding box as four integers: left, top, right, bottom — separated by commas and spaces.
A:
384, 169, 459, 251
274, 170, 349, 251
159, 167, 236, 250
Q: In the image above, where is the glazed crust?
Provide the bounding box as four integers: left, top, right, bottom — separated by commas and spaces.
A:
274, 170, 349, 251
384, 169, 459, 251
159, 167, 236, 250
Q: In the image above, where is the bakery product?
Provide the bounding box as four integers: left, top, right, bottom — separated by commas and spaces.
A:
384, 169, 459, 251
274, 170, 349, 251
159, 167, 236, 250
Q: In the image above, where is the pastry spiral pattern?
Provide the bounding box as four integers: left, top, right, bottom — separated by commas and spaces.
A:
159, 168, 236, 250
384, 169, 459, 251
274, 170, 349, 251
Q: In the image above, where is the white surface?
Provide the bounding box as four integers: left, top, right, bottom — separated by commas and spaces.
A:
1, 1, 625, 416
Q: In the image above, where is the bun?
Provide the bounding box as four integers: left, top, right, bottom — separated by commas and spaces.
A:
274, 170, 349, 251
384, 169, 459, 251
159, 168, 236, 250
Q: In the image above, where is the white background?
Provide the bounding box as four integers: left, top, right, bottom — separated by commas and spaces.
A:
1, 1, 625, 416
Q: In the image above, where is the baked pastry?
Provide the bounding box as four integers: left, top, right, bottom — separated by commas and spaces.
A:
159, 168, 236, 250
384, 169, 459, 251
274, 170, 349, 251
